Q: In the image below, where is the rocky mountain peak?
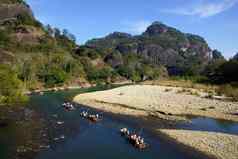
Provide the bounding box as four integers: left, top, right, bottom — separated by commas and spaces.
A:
106, 32, 132, 39
143, 21, 170, 36
85, 21, 215, 75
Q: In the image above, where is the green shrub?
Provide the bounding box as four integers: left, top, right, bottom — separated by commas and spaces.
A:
16, 13, 42, 27
0, 64, 28, 104
0, 30, 10, 47
116, 66, 132, 79
87, 66, 113, 82
40, 67, 68, 87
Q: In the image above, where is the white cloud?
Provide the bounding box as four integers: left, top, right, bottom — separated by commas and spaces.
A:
122, 20, 151, 34
162, 0, 238, 18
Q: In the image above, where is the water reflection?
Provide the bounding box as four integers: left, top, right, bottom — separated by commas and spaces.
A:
178, 116, 238, 135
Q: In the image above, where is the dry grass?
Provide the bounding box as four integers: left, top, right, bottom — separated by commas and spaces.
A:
216, 85, 238, 101
143, 80, 216, 92
144, 80, 238, 101
176, 88, 200, 97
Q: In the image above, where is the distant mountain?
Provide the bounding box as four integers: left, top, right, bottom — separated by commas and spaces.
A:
0, 0, 229, 88
86, 21, 212, 75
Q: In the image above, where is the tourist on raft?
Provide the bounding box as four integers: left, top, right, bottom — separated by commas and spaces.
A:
120, 128, 146, 149
62, 102, 75, 111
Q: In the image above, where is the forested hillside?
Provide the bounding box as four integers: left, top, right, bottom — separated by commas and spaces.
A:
0, 0, 237, 104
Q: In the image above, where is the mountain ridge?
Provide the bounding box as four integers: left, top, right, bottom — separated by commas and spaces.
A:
86, 21, 212, 75
0, 0, 238, 105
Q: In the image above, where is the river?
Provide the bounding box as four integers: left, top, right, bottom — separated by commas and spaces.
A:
1, 86, 238, 159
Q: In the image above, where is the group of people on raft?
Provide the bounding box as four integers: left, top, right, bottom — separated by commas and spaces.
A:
80, 111, 101, 122
62, 102, 75, 111
120, 128, 148, 149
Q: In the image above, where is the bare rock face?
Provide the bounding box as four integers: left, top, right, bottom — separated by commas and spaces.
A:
0, 1, 44, 60
104, 51, 124, 68
143, 21, 169, 36
116, 43, 138, 55
0, 3, 33, 21
137, 44, 183, 67
86, 21, 212, 75
12, 26, 44, 44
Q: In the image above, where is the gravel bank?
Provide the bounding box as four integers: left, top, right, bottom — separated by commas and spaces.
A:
73, 85, 238, 159
73, 85, 238, 122
159, 129, 238, 159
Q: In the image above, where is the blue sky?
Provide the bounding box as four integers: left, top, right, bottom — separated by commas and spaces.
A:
26, 0, 238, 58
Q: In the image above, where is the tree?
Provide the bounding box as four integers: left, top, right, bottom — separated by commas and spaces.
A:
217, 60, 238, 82
16, 13, 41, 27
54, 28, 61, 38
45, 24, 54, 37
131, 71, 141, 82
68, 33, 76, 42
62, 29, 76, 42
41, 67, 68, 87
206, 59, 238, 84
212, 50, 225, 60
0, 65, 27, 104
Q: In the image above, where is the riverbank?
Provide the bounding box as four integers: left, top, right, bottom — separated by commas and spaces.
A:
24, 85, 90, 95
24, 80, 133, 95
73, 84, 238, 159
27, 88, 213, 159
73, 85, 238, 122
159, 129, 238, 159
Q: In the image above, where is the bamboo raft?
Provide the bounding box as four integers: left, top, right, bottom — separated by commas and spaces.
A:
120, 128, 149, 150
80, 111, 101, 122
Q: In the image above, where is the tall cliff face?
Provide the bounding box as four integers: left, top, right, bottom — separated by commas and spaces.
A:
86, 21, 212, 75
0, 1, 33, 22
0, 1, 45, 64
0, 1, 33, 63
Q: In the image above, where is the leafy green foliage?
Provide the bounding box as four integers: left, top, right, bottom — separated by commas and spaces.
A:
116, 57, 162, 82
205, 60, 238, 84
0, 30, 10, 48
43, 25, 76, 51
212, 50, 225, 60
88, 67, 113, 82
215, 60, 238, 83
0, 65, 28, 104
75, 46, 101, 59
40, 67, 68, 87
16, 13, 42, 27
